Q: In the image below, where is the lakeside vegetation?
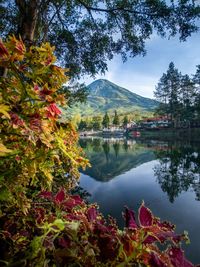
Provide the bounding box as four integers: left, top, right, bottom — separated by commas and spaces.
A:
154, 62, 200, 128
1, 0, 200, 266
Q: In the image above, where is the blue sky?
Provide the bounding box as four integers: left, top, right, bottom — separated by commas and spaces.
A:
81, 31, 200, 99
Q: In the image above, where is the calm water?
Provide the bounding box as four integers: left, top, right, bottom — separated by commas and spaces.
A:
79, 137, 200, 264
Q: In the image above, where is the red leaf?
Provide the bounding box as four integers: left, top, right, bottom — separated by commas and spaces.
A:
0, 41, 9, 57
46, 103, 62, 118
123, 207, 138, 229
71, 195, 83, 205
38, 191, 53, 200
138, 203, 153, 227
87, 207, 97, 222
149, 253, 167, 267
143, 234, 159, 244
54, 188, 65, 204
168, 247, 194, 267
58, 237, 70, 248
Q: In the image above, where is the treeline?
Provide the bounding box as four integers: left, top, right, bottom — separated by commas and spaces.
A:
77, 110, 154, 131
154, 62, 200, 128
78, 111, 126, 130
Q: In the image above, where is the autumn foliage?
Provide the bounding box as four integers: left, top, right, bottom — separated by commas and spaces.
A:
0, 37, 198, 266
0, 36, 88, 211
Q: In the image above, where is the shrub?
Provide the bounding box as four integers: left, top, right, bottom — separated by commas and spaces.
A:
0, 188, 195, 267
0, 36, 88, 211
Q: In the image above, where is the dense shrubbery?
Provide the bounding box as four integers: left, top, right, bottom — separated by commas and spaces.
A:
0, 188, 195, 267
0, 36, 88, 211
0, 37, 198, 266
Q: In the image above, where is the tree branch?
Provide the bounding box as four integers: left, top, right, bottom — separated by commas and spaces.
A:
77, 0, 159, 17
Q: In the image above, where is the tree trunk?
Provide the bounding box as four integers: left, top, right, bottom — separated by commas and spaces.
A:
15, 0, 39, 44
0, 0, 39, 78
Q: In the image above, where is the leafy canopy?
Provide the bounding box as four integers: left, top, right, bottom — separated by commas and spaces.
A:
0, 0, 200, 77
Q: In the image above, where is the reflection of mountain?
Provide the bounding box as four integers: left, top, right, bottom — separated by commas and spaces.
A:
80, 138, 155, 181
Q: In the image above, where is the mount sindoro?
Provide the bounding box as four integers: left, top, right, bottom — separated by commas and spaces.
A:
66, 79, 158, 117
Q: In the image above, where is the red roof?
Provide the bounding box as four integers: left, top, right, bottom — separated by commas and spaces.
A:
142, 116, 168, 122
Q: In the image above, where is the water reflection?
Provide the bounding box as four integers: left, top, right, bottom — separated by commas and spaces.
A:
154, 144, 200, 202
80, 138, 155, 181
79, 137, 200, 263
80, 138, 200, 202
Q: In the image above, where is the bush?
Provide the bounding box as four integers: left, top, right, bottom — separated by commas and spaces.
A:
0, 36, 88, 211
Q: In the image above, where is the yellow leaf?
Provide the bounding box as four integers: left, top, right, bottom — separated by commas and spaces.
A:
0, 104, 10, 119
0, 142, 13, 156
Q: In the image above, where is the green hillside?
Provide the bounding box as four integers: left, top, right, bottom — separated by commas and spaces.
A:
65, 79, 158, 117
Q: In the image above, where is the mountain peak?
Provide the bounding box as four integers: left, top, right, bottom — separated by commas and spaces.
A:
68, 79, 158, 116
89, 79, 112, 87
86, 79, 158, 114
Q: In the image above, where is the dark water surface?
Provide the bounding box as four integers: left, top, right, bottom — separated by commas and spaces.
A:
79, 137, 200, 264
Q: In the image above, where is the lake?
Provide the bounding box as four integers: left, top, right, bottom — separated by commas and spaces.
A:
79, 137, 200, 264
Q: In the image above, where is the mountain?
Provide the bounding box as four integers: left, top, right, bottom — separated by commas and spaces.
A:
67, 79, 158, 116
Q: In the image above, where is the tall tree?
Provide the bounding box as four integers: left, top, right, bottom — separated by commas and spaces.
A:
193, 65, 200, 119
113, 110, 119, 126
92, 116, 102, 130
154, 62, 182, 126
0, 0, 200, 77
180, 74, 195, 125
123, 115, 129, 127
102, 112, 110, 128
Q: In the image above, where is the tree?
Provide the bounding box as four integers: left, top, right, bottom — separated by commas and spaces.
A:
102, 112, 110, 128
113, 110, 119, 126
154, 62, 182, 126
193, 65, 200, 119
92, 116, 102, 130
123, 115, 129, 127
0, 0, 200, 77
78, 119, 87, 130
180, 74, 195, 125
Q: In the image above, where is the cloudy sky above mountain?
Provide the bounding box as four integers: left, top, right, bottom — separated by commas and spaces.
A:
80, 32, 200, 99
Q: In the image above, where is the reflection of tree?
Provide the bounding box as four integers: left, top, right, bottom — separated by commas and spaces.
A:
79, 139, 88, 149
123, 141, 129, 152
154, 145, 200, 202
92, 139, 102, 152
113, 143, 120, 158
102, 142, 110, 162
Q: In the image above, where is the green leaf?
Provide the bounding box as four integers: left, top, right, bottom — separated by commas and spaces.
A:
52, 219, 66, 231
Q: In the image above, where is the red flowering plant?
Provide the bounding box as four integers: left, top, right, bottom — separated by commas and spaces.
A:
0, 188, 198, 266
0, 36, 89, 211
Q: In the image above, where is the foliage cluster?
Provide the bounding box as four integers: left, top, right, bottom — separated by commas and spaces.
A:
0, 188, 196, 267
0, 36, 88, 211
1, 0, 200, 77
154, 62, 200, 127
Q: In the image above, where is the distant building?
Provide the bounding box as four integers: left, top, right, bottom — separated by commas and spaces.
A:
125, 121, 137, 129
140, 116, 171, 128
